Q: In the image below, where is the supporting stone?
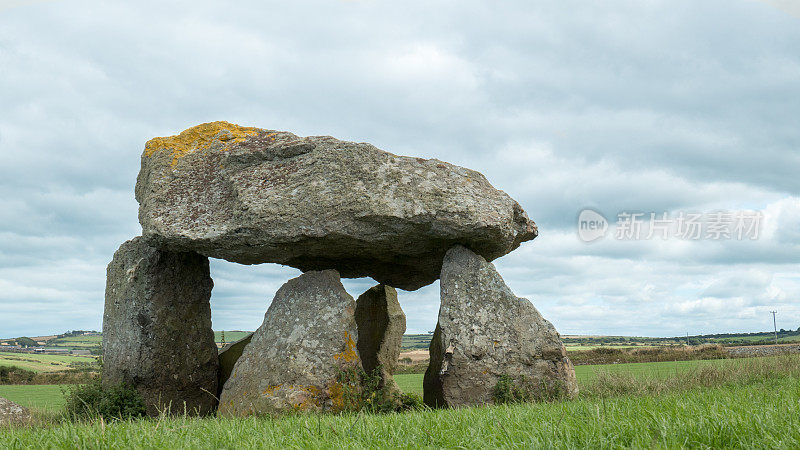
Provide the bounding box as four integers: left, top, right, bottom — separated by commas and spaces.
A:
217, 333, 253, 398
355, 284, 406, 392
423, 246, 578, 408
102, 237, 218, 416
218, 270, 360, 416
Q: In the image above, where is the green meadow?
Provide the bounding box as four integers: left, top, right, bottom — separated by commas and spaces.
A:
394, 356, 772, 396
0, 384, 67, 412
0, 352, 97, 373
3, 355, 799, 448
2, 376, 798, 448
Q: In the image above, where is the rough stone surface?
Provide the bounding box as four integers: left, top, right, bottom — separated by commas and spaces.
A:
217, 333, 253, 397
136, 121, 537, 290
355, 284, 406, 391
424, 246, 578, 408
218, 270, 360, 416
0, 397, 31, 427
103, 237, 219, 416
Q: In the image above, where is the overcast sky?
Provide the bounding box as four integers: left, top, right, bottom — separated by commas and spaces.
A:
1, 0, 799, 339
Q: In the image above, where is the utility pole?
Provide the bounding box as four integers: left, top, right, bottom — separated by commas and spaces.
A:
771, 311, 778, 344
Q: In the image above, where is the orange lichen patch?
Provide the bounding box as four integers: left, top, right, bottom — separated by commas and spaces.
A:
333, 332, 358, 363
144, 121, 262, 167
328, 381, 346, 412
295, 385, 321, 411
262, 384, 283, 396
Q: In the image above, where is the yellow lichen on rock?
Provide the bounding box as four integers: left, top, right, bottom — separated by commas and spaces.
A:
144, 121, 262, 167
327, 380, 346, 412
295, 385, 321, 411
261, 384, 283, 396
333, 331, 358, 363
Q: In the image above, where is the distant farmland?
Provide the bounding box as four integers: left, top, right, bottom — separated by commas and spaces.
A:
213, 331, 252, 345
47, 334, 102, 349
0, 352, 98, 373
401, 334, 433, 350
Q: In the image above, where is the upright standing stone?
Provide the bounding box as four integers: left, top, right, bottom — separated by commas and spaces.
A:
217, 333, 253, 398
424, 246, 578, 408
218, 270, 361, 416
102, 237, 218, 416
355, 284, 406, 392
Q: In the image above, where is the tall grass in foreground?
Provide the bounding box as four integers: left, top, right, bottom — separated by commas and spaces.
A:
568, 343, 731, 365
2, 355, 799, 448
580, 353, 800, 398
2, 376, 799, 448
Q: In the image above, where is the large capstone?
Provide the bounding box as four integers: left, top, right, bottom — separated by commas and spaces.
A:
102, 237, 218, 416
355, 284, 406, 392
135, 122, 537, 290
424, 246, 578, 408
218, 270, 361, 416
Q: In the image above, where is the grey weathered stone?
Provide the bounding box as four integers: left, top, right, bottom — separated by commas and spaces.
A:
217, 333, 253, 397
135, 121, 537, 290
424, 246, 578, 408
0, 397, 31, 427
355, 284, 406, 392
102, 237, 218, 416
218, 270, 360, 416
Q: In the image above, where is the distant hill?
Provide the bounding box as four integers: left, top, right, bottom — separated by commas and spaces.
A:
402, 329, 800, 351
5, 328, 798, 355
402, 334, 435, 350
562, 329, 800, 347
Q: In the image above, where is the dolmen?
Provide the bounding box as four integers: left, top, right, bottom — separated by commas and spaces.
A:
103, 121, 577, 415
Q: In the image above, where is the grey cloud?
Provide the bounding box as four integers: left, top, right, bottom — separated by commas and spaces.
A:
1, 0, 799, 338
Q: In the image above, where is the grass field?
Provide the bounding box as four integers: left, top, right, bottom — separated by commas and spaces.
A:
213, 331, 252, 344
47, 335, 102, 349
3, 355, 799, 447
394, 357, 758, 396
2, 377, 798, 448
574, 357, 737, 380
0, 352, 97, 373
0, 385, 67, 412
400, 334, 433, 350
6, 356, 789, 413
563, 344, 643, 351
394, 373, 423, 395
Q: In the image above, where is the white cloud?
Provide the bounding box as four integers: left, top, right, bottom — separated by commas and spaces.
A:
756, 0, 800, 19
